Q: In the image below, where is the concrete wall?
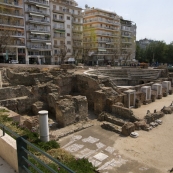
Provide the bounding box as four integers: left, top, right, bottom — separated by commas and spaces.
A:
0, 130, 18, 172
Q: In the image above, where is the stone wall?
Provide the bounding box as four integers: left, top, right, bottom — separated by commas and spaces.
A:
112, 105, 139, 121
54, 76, 74, 95
75, 75, 101, 110
0, 85, 31, 100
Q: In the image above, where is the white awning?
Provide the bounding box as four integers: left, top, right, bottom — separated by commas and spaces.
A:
98, 49, 106, 52
31, 32, 49, 35
30, 13, 44, 17
46, 43, 51, 45
36, 5, 50, 9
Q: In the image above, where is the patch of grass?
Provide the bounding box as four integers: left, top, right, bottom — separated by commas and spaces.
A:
0, 108, 9, 113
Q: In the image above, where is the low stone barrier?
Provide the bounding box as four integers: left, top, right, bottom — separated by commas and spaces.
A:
0, 130, 18, 172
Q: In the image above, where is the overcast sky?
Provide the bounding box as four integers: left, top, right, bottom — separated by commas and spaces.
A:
77, 0, 173, 44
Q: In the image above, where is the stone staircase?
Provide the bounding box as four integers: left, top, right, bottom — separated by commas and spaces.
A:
98, 112, 126, 134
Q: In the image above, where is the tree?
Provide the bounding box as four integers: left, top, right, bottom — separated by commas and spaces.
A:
0, 14, 19, 62
59, 44, 69, 64
111, 49, 119, 66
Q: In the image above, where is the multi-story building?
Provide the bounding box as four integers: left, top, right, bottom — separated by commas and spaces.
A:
0, 0, 25, 63
24, 0, 52, 64
49, 0, 83, 64
83, 7, 121, 65
137, 38, 154, 49
120, 18, 136, 65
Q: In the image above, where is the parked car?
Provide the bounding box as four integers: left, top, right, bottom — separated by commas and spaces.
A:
10, 60, 19, 64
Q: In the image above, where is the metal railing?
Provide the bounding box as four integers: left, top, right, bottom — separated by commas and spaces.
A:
0, 123, 75, 173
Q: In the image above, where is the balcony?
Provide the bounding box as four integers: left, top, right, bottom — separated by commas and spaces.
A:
26, 8, 49, 16
53, 17, 64, 22
53, 34, 65, 39
0, 21, 24, 28
0, 0, 23, 8
84, 12, 119, 20
122, 40, 132, 44
25, 0, 49, 6
27, 45, 51, 50
0, 10, 24, 18
54, 44, 64, 48
27, 17, 50, 24
52, 9, 70, 15
121, 34, 131, 38
27, 27, 50, 33
83, 32, 119, 37
73, 44, 82, 48
84, 19, 120, 26
29, 36, 50, 41
121, 46, 132, 49
72, 20, 82, 25
83, 26, 119, 31
73, 36, 82, 40
72, 29, 82, 33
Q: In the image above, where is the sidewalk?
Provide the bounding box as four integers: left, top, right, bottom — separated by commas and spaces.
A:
0, 156, 16, 173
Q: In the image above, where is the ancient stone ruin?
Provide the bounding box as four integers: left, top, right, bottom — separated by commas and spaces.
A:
0, 66, 172, 136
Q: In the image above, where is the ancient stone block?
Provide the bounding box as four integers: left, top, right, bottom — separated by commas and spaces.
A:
121, 122, 135, 136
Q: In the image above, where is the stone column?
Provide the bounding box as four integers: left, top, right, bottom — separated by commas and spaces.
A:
133, 92, 136, 107
0, 70, 2, 88
38, 110, 49, 142
16, 48, 18, 61
25, 47, 29, 64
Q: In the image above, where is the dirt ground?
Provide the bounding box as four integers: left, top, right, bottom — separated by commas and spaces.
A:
59, 95, 173, 173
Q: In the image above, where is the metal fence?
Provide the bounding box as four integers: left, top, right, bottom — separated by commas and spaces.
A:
0, 123, 75, 173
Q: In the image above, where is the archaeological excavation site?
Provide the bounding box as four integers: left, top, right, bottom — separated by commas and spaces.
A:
1, 65, 173, 172
0, 65, 172, 137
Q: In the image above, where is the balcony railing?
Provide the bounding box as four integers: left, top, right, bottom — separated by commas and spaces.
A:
53, 26, 65, 30
72, 29, 82, 32
83, 32, 119, 37
0, 10, 23, 17
121, 34, 131, 37
54, 44, 64, 48
27, 27, 49, 32
0, 21, 24, 27
0, 0, 23, 7
27, 45, 51, 49
84, 26, 119, 31
72, 20, 82, 24
53, 17, 64, 22
84, 12, 118, 19
84, 19, 120, 25
26, 0, 49, 6
28, 17, 50, 23
54, 34, 65, 38
29, 36, 50, 40
26, 8, 49, 15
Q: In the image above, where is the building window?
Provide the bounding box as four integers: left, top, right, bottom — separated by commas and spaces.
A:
67, 33, 70, 36
53, 5, 56, 10
67, 41, 71, 45
67, 49, 71, 52
67, 25, 70, 28
67, 16, 70, 20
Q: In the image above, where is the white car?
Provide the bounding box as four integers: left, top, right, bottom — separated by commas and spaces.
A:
10, 60, 19, 64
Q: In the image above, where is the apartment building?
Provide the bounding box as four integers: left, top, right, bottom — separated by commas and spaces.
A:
24, 0, 52, 64
120, 18, 136, 64
83, 7, 121, 65
0, 0, 25, 63
49, 0, 83, 64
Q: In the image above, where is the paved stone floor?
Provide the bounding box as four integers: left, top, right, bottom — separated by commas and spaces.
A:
59, 126, 160, 173
0, 157, 16, 173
